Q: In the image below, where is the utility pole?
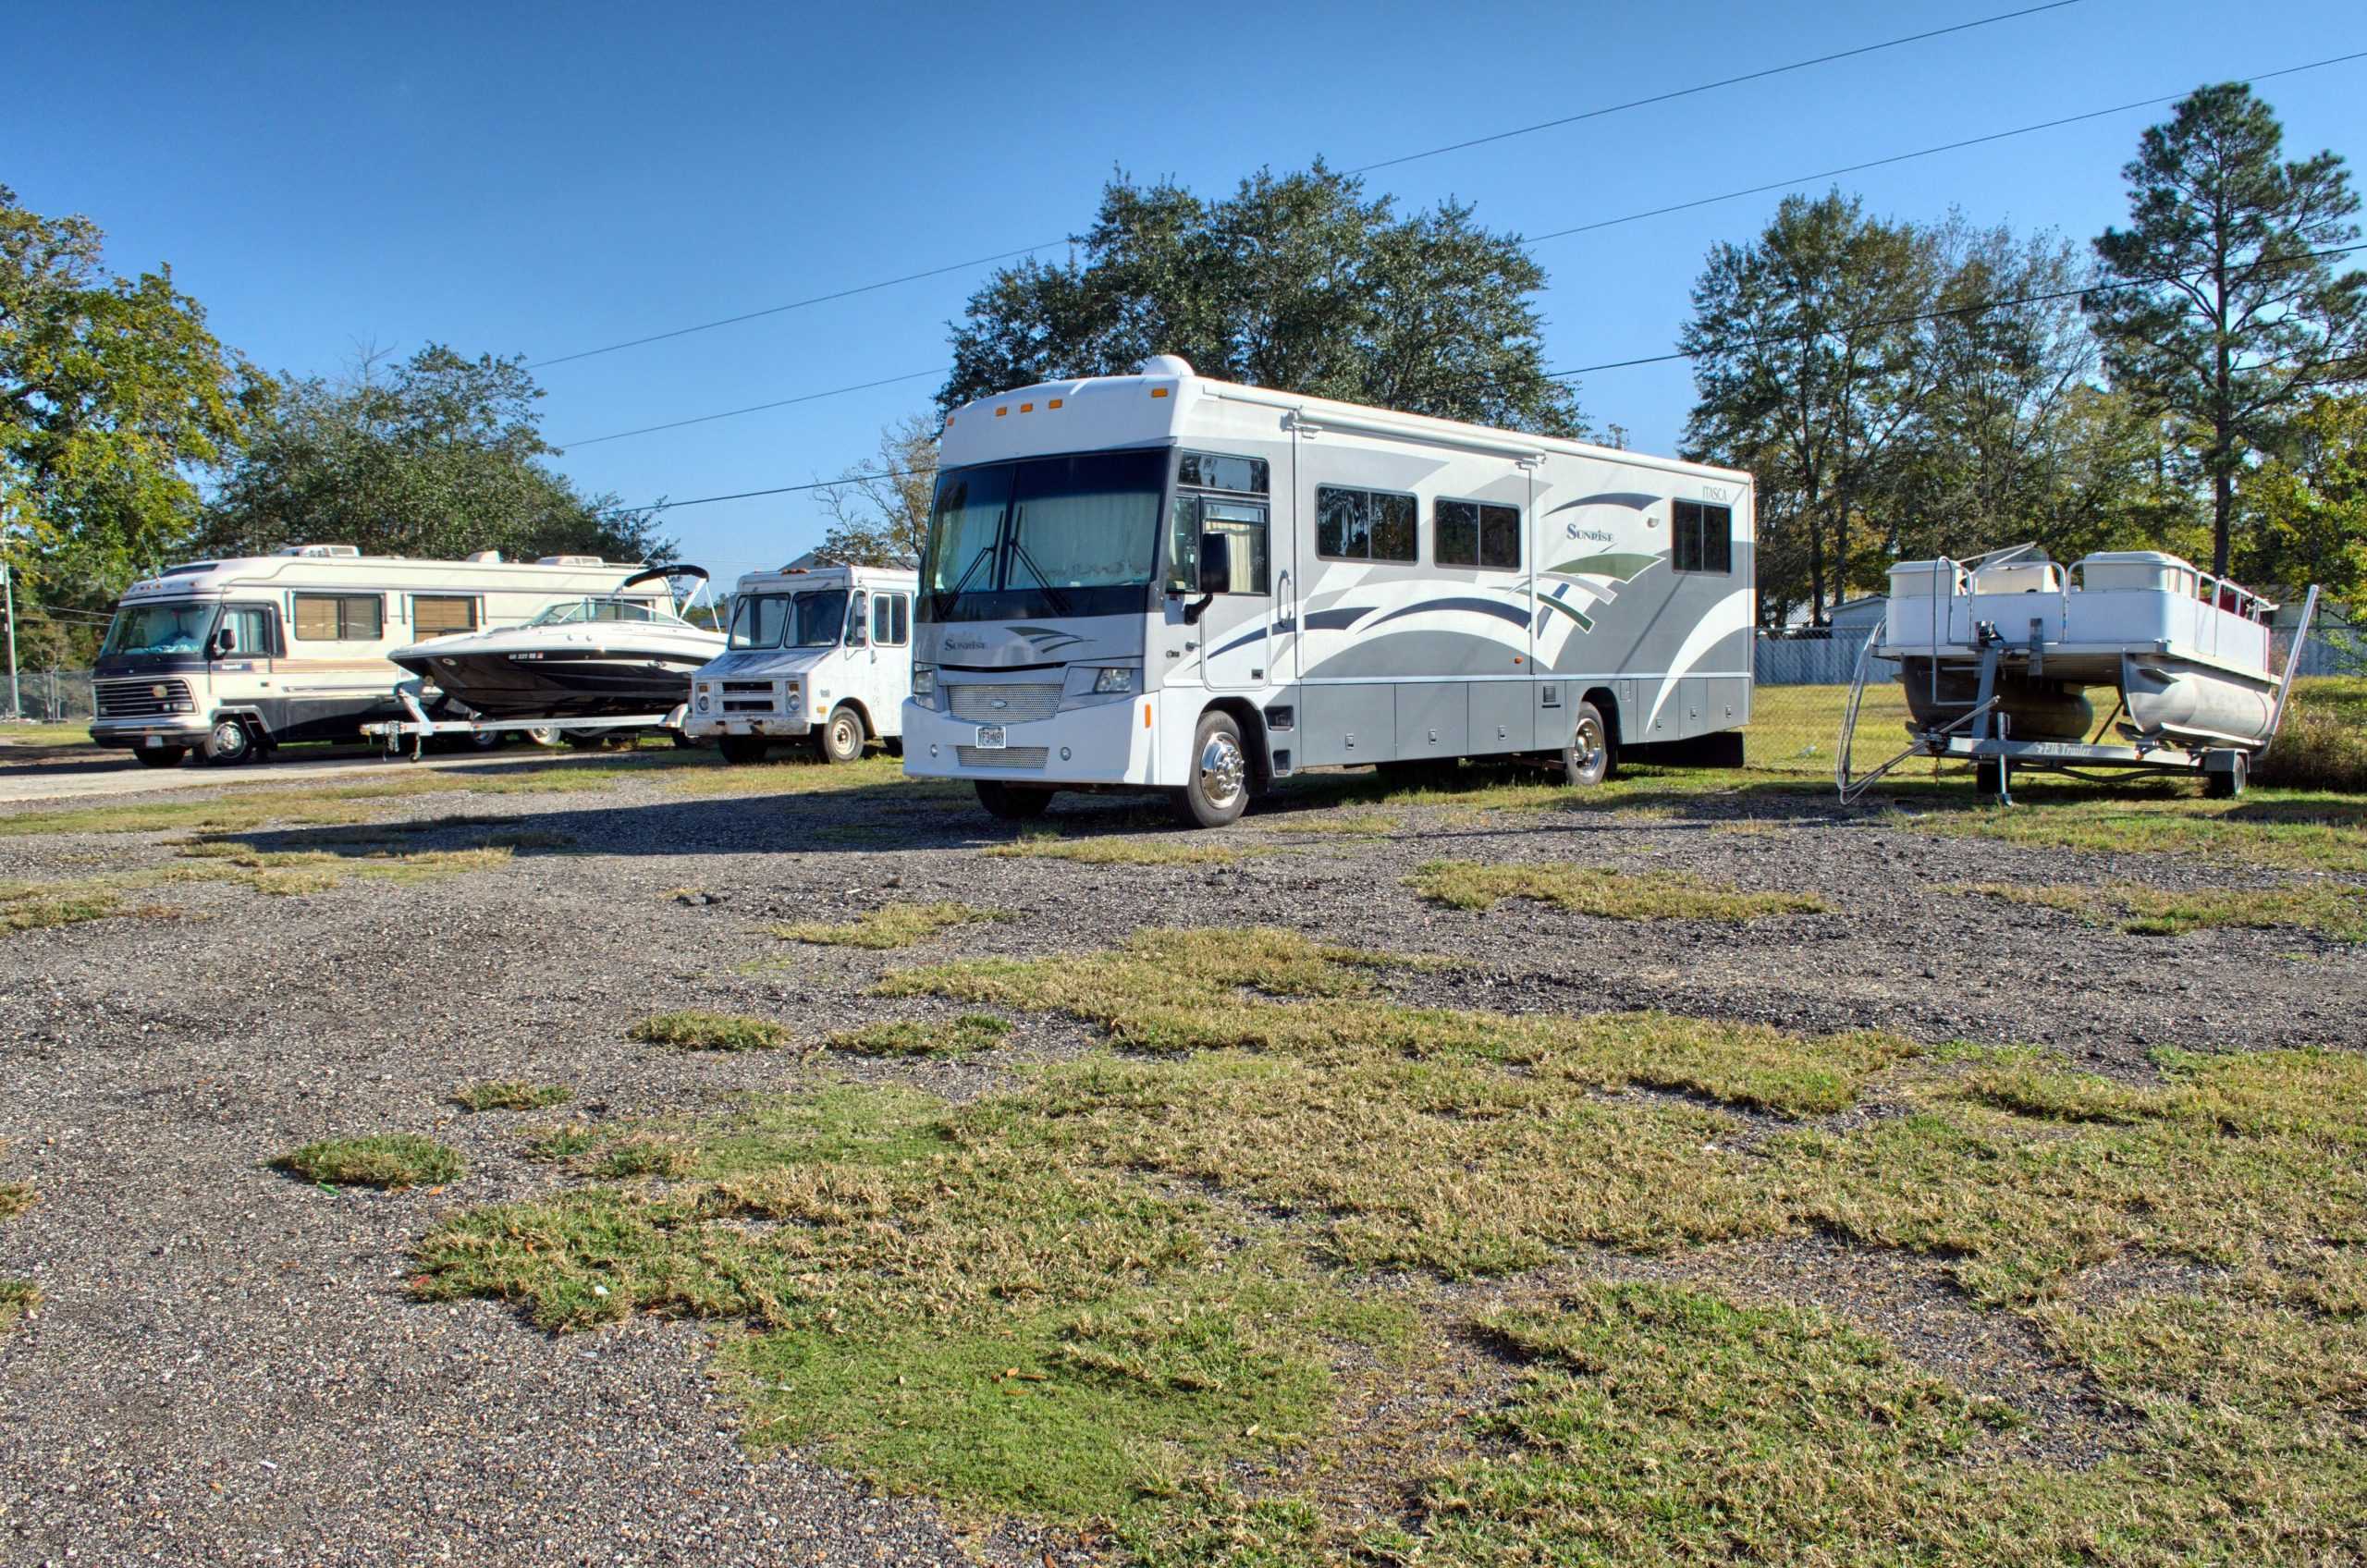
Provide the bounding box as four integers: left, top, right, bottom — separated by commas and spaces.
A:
1, 562, 18, 722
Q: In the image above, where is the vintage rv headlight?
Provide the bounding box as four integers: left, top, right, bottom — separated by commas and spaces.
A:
1091, 667, 1134, 694
912, 665, 937, 700
695, 691, 710, 713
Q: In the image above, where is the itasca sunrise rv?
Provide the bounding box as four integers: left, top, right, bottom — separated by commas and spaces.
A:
89, 547, 667, 766
901, 356, 1754, 827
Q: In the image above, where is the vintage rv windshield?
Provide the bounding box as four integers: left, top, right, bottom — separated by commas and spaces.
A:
729, 589, 848, 649
102, 600, 215, 657
919, 448, 1167, 622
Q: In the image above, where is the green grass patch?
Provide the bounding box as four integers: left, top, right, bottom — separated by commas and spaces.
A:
452, 1080, 575, 1113
628, 1010, 791, 1050
772, 900, 1002, 949
1958, 879, 2367, 940
0, 1278, 38, 1330
827, 1013, 1014, 1058
1408, 860, 1828, 919
274, 1133, 464, 1190
983, 829, 1246, 865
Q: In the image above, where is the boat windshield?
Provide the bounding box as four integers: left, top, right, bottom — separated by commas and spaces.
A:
731, 590, 848, 649
918, 448, 1167, 622
522, 595, 679, 629
101, 601, 215, 658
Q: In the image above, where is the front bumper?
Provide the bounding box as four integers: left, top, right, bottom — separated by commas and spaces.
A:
90, 720, 210, 751
901, 695, 1156, 785
681, 715, 816, 739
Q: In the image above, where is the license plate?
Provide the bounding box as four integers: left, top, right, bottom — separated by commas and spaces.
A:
141, 736, 163, 749
975, 725, 1006, 749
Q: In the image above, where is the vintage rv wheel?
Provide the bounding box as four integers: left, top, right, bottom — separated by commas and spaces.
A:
133, 746, 188, 768
1174, 711, 1249, 827
718, 735, 771, 765
202, 717, 255, 767
1559, 702, 1612, 789
819, 706, 865, 764
975, 780, 1053, 820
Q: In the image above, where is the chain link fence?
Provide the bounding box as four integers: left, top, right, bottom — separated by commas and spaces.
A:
4, 669, 97, 724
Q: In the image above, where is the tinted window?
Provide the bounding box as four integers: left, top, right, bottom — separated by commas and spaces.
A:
1674, 501, 1734, 574
1316, 486, 1417, 563
1175, 452, 1269, 496
1436, 500, 1522, 571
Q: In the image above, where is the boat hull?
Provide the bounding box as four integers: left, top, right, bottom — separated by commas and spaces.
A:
392, 648, 710, 720
2120, 657, 2279, 750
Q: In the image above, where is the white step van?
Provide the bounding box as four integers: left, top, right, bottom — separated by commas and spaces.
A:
684, 564, 919, 764
89, 546, 666, 766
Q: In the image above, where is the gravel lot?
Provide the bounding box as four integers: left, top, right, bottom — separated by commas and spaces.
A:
2, 751, 2361, 1565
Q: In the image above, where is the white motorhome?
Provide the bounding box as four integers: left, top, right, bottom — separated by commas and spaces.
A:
901, 357, 1755, 826
684, 563, 918, 764
88, 546, 667, 766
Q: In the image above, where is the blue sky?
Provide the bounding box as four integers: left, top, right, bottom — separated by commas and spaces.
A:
9, 0, 2364, 577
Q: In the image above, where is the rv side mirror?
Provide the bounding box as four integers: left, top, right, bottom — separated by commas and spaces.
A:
211, 625, 236, 656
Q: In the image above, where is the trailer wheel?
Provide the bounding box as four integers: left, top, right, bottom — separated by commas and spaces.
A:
1172, 709, 1250, 827
202, 717, 256, 767
133, 746, 188, 769
718, 735, 770, 766
2203, 751, 2248, 800
975, 780, 1053, 820
463, 727, 506, 752
522, 727, 560, 748
1558, 702, 1612, 789
819, 705, 865, 764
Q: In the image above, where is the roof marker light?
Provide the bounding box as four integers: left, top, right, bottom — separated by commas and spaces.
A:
1048, 398, 1062, 409
995, 406, 1008, 417
1149, 387, 1169, 398
1020, 402, 1034, 412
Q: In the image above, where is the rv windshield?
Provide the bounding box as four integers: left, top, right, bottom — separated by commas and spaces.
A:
101, 601, 215, 658
919, 449, 1166, 622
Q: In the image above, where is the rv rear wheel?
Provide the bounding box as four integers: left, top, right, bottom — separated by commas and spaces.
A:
718, 735, 770, 765
1173, 710, 1250, 827
133, 746, 188, 768
1559, 702, 1612, 789
202, 717, 255, 767
975, 780, 1053, 820
819, 706, 865, 764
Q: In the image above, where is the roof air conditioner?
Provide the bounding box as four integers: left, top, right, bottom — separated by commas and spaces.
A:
278, 544, 362, 557
535, 555, 604, 566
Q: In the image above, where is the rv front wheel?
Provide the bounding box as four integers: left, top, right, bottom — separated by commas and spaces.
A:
819, 706, 865, 764
202, 717, 255, 767
975, 780, 1052, 820
1560, 702, 1612, 789
1174, 710, 1250, 827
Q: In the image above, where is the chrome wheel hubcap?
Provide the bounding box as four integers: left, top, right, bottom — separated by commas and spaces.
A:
1198, 734, 1246, 808
1572, 720, 1603, 779
214, 722, 244, 753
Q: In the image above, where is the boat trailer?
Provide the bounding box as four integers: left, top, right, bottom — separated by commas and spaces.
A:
363, 681, 692, 761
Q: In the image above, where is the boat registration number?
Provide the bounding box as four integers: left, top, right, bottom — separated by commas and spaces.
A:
974, 725, 1006, 749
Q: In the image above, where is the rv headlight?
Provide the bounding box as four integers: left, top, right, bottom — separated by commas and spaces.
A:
912, 665, 937, 700
1091, 667, 1134, 694
695, 692, 710, 713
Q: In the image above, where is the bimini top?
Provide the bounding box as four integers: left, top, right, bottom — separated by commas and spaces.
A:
938, 355, 1749, 485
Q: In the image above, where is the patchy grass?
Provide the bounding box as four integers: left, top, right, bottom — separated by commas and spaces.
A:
983, 829, 1247, 865
827, 1013, 1014, 1058
1958, 880, 2367, 940
452, 1080, 575, 1113
0, 1278, 38, 1330
0, 1181, 34, 1219
628, 1011, 791, 1051
1260, 811, 1403, 838
274, 1133, 464, 1190
0, 886, 173, 935
1408, 860, 1828, 920
1902, 790, 2367, 875
660, 753, 958, 799
772, 901, 1003, 949
0, 765, 650, 839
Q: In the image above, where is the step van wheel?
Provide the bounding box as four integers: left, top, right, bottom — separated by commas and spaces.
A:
819, 705, 865, 764
134, 746, 189, 769
202, 717, 256, 766
717, 735, 771, 766
975, 779, 1053, 820
1172, 709, 1250, 828
1558, 700, 1613, 788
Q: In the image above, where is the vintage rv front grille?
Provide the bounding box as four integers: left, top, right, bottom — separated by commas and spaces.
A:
96, 678, 192, 718
957, 745, 1049, 769
948, 683, 1062, 723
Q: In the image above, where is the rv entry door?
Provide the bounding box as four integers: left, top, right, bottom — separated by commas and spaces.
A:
1193, 499, 1272, 691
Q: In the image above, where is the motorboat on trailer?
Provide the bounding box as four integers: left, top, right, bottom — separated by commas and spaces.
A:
1838, 545, 2317, 802
389, 566, 726, 721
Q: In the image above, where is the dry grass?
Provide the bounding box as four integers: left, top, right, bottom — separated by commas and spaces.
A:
627, 1011, 791, 1051
0, 1278, 38, 1331
273, 1134, 463, 1190
451, 1080, 575, 1113
771, 901, 1003, 949
1407, 860, 1829, 920
1260, 811, 1404, 837
983, 829, 1247, 865
2253, 677, 2367, 791
1904, 792, 2367, 876
1957, 880, 2367, 940
0, 1181, 34, 1220
827, 1013, 1015, 1058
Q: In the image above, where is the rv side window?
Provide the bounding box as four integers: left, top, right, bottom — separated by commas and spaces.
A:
873, 593, 909, 646
1435, 499, 1522, 571
1175, 452, 1269, 496
412, 594, 478, 637
221, 605, 276, 656
1673, 501, 1733, 574
291, 593, 383, 641
1316, 485, 1417, 564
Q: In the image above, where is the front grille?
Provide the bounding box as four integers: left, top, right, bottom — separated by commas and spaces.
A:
957, 745, 1049, 769
96, 678, 192, 718
721, 700, 775, 713
948, 683, 1062, 723
721, 680, 773, 694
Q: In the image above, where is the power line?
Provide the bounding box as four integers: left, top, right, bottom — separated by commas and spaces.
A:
524, 4, 2079, 374
554, 49, 2367, 451
1544, 241, 2367, 380
630, 242, 2367, 517
1346, 0, 2084, 175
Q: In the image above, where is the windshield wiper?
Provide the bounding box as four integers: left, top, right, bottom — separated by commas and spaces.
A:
1004, 530, 1073, 617
944, 541, 998, 598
